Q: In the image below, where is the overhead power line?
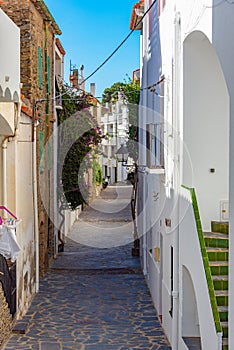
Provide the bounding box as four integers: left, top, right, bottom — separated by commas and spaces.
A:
82, 0, 157, 84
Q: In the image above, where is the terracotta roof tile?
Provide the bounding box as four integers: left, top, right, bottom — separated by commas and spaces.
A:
130, 0, 144, 30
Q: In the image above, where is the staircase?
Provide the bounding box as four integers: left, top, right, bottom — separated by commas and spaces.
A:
204, 221, 229, 350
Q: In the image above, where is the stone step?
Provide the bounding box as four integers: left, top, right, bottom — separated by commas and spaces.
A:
215, 290, 228, 306
206, 247, 228, 261
218, 305, 228, 322
222, 337, 228, 350
212, 275, 228, 290
204, 232, 229, 249
211, 221, 229, 235
209, 261, 228, 276
221, 321, 228, 338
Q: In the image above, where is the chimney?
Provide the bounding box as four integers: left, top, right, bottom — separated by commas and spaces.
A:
79, 65, 85, 91
72, 69, 78, 88
90, 83, 95, 97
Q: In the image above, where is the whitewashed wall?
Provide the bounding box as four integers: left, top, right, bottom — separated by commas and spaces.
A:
139, 0, 233, 348
0, 9, 20, 102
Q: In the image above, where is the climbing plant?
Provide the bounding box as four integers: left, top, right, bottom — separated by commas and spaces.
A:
58, 85, 103, 210
92, 158, 103, 185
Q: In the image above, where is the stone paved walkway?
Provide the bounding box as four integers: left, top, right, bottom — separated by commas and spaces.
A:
3, 184, 171, 350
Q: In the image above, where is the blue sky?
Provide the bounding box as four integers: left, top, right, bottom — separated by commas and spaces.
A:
45, 0, 140, 99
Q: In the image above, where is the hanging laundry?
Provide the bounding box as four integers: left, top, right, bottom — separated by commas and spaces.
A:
0, 225, 21, 262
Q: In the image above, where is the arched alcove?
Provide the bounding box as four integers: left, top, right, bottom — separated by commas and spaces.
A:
182, 265, 200, 337
183, 30, 229, 230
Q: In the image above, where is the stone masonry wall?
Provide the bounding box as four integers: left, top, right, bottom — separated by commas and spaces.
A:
0, 0, 57, 277
0, 284, 13, 349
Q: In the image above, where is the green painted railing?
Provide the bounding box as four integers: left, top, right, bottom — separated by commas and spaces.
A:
181, 185, 222, 333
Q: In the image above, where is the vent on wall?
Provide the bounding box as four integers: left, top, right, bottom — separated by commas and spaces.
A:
220, 200, 229, 221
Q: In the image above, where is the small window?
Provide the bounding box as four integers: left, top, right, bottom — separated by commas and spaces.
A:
146, 123, 164, 168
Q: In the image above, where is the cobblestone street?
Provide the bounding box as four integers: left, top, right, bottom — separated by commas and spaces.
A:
3, 185, 171, 350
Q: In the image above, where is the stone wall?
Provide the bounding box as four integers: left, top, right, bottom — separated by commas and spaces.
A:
0, 0, 59, 277
0, 284, 13, 348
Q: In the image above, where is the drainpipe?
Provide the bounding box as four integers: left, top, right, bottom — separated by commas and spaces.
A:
53, 37, 58, 257
141, 6, 148, 276
32, 100, 39, 293
172, 12, 181, 350
2, 137, 8, 219
142, 171, 148, 275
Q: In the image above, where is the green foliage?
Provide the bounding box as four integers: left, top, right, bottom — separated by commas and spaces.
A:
102, 78, 140, 106
92, 159, 103, 185
102, 78, 140, 161
58, 85, 103, 210
102, 82, 126, 104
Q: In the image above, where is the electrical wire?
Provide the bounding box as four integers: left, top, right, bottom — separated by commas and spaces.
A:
81, 0, 157, 84
185, 0, 234, 35
35, 3, 156, 103
140, 76, 165, 91
34, 0, 234, 104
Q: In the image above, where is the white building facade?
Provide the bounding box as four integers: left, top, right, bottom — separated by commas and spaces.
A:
101, 96, 129, 183
131, 0, 234, 349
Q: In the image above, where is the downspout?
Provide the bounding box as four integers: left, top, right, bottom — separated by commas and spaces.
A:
2, 137, 8, 219
141, 2, 148, 276
32, 101, 39, 293
172, 12, 181, 350
53, 37, 58, 257
142, 171, 147, 275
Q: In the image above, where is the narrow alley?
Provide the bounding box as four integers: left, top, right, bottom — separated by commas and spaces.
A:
3, 184, 171, 350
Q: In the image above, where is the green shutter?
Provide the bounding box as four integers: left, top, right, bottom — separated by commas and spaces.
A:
47, 55, 51, 93
39, 130, 45, 173
38, 47, 43, 89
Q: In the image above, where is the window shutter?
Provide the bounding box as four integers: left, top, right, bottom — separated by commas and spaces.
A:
38, 47, 43, 89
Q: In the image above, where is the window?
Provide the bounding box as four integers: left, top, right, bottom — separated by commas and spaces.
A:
107, 123, 114, 137
38, 47, 43, 89
146, 123, 164, 168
